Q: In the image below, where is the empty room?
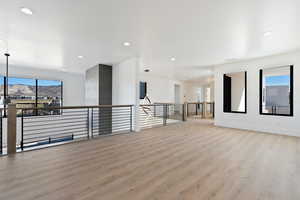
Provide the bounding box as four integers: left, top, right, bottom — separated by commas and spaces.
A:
1, 0, 300, 199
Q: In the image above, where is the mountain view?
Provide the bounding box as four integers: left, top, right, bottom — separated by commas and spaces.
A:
0, 84, 61, 97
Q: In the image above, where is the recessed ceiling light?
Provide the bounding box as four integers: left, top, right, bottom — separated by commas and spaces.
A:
264, 31, 272, 37
20, 7, 33, 15
123, 42, 131, 47
171, 57, 176, 61
78, 55, 83, 59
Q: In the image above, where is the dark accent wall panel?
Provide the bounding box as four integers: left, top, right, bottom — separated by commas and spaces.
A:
98, 64, 112, 135
99, 65, 112, 105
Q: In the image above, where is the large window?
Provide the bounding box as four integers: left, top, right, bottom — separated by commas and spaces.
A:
37, 80, 62, 115
8, 77, 36, 116
260, 66, 293, 116
0, 76, 63, 116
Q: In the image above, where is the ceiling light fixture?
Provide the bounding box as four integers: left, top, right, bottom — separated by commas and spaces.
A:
123, 42, 131, 47
171, 57, 176, 61
264, 31, 272, 37
20, 7, 33, 15
78, 55, 83, 59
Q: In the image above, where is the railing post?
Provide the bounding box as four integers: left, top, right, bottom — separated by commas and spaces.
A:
91, 108, 94, 138
87, 108, 90, 139
202, 103, 205, 119
213, 102, 215, 118
130, 105, 133, 132
182, 104, 186, 121
163, 105, 167, 126
7, 104, 17, 155
21, 110, 24, 151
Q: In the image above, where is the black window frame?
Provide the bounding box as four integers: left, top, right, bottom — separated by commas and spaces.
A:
139, 81, 147, 99
259, 65, 293, 117
0, 75, 63, 117
223, 71, 247, 114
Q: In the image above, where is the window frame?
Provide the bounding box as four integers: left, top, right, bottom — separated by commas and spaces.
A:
0, 75, 63, 117
259, 65, 294, 117
223, 71, 247, 114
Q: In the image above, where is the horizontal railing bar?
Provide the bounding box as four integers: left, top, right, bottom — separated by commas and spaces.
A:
92, 112, 131, 115
24, 132, 88, 141
23, 126, 88, 135
92, 116, 131, 120
24, 124, 88, 132
24, 130, 88, 139
92, 114, 131, 117
92, 123, 130, 129
24, 113, 88, 119
24, 112, 88, 118
94, 116, 130, 121
23, 134, 88, 145
92, 129, 130, 133
92, 120, 131, 124
23, 116, 89, 123
20, 105, 134, 111
24, 129, 88, 140
23, 120, 88, 128
93, 124, 130, 130
24, 133, 88, 143
92, 124, 130, 128
93, 110, 130, 115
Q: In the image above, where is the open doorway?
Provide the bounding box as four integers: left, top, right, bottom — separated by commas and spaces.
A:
184, 77, 215, 120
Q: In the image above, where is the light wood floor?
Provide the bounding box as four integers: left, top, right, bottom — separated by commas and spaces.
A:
1, 120, 300, 200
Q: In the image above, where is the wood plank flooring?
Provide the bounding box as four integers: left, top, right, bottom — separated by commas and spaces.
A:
1, 120, 300, 200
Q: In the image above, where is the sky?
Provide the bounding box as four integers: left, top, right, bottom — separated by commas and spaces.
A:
266, 75, 290, 86
0, 76, 61, 86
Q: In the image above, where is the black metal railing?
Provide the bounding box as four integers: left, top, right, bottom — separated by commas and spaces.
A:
206, 102, 215, 118
91, 105, 133, 137
264, 105, 290, 115
139, 103, 185, 129
186, 102, 215, 118
187, 102, 204, 117
20, 105, 133, 151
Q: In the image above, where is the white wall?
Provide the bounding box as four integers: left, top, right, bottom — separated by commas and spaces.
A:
139, 74, 183, 104
85, 66, 99, 106
112, 58, 139, 105
214, 51, 300, 137
183, 78, 214, 103
0, 65, 85, 106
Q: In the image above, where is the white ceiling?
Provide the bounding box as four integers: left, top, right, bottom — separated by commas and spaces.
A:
1, 0, 300, 80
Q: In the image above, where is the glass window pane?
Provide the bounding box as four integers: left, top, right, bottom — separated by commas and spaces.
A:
261, 66, 292, 115
37, 80, 62, 115
8, 77, 36, 116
